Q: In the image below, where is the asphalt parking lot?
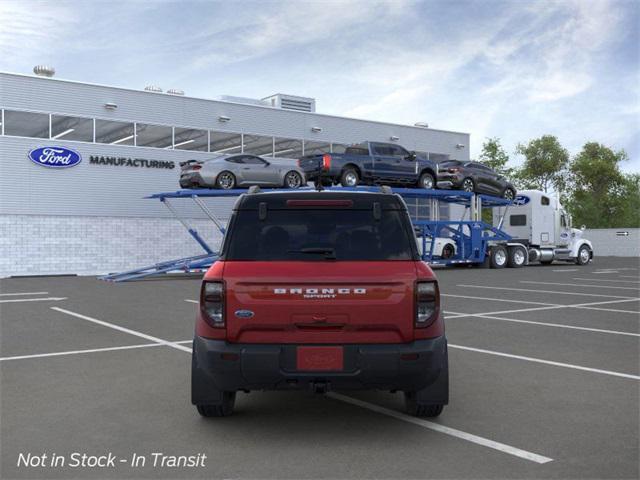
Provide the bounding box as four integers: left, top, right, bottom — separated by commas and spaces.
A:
1, 257, 638, 479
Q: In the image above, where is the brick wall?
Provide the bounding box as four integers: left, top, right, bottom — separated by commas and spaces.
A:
0, 215, 224, 277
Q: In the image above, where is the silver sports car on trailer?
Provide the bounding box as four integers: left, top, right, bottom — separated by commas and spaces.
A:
179, 154, 306, 189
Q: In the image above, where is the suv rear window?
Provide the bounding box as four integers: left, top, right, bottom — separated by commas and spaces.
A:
223, 209, 416, 261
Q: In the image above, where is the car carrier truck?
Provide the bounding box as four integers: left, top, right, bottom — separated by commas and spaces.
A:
409, 188, 594, 268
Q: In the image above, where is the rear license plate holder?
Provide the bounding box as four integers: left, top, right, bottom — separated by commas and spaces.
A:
296, 346, 344, 371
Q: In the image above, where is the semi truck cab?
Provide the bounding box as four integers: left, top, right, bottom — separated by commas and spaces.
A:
494, 190, 593, 265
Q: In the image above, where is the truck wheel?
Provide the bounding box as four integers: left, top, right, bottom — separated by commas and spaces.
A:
507, 246, 526, 268
419, 172, 435, 189
576, 245, 591, 265
490, 245, 507, 269
195, 392, 236, 417
340, 168, 359, 187
404, 392, 444, 417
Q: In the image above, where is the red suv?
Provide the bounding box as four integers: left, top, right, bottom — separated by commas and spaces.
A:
191, 189, 449, 417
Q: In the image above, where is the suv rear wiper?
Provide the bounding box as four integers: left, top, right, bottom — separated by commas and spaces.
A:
288, 248, 337, 260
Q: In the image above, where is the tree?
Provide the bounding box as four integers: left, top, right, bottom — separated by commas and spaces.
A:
479, 137, 513, 176
565, 142, 638, 228
515, 135, 569, 193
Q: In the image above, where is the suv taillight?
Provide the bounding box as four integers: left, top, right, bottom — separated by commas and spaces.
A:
201, 281, 225, 328
415, 281, 439, 328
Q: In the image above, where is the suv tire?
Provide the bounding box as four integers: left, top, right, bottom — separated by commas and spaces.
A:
461, 177, 475, 192
503, 188, 516, 201
196, 391, 236, 417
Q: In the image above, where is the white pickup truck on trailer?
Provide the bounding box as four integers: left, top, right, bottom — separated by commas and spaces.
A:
493, 190, 594, 266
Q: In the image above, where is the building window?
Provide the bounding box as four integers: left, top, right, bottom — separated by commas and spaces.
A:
173, 127, 208, 151
243, 134, 274, 156
273, 137, 303, 159
51, 114, 93, 142
135, 123, 173, 148
210, 131, 243, 154
95, 119, 135, 145
3, 110, 49, 138
303, 140, 331, 155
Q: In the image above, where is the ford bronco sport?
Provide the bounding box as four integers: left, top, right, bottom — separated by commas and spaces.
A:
192, 188, 449, 417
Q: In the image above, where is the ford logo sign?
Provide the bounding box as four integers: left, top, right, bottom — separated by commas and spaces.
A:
235, 310, 254, 318
513, 195, 530, 206
28, 146, 82, 169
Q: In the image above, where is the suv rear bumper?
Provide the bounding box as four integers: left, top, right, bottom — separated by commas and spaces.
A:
192, 335, 448, 403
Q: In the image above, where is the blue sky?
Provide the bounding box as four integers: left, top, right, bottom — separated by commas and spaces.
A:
1, 0, 638, 172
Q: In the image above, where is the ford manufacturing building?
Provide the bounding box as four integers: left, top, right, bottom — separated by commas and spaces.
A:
0, 69, 470, 278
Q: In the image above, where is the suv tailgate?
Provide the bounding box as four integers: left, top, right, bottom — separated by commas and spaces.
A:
223, 261, 417, 344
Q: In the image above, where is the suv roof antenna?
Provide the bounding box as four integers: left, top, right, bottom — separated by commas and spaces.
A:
247, 186, 261, 194
380, 185, 392, 194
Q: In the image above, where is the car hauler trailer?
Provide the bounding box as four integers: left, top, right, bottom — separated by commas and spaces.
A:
100, 186, 593, 282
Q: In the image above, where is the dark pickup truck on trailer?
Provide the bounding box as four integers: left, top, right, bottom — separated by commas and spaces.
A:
192, 187, 449, 417
298, 141, 439, 189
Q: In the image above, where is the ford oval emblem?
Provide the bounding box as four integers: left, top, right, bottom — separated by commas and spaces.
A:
235, 310, 254, 318
28, 146, 82, 169
513, 195, 530, 206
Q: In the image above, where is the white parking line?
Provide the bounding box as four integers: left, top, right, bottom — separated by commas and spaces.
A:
445, 311, 640, 337
520, 281, 640, 291
572, 278, 640, 284
445, 298, 640, 318
449, 344, 640, 380
552, 269, 579, 272
0, 340, 193, 362
327, 393, 553, 464
0, 291, 49, 296
185, 299, 198, 304
620, 275, 640, 279
456, 284, 637, 299
51, 307, 192, 353
442, 294, 558, 307
0, 297, 67, 304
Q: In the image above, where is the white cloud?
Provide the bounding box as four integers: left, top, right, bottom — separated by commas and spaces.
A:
0, 1, 77, 64
189, 0, 411, 70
